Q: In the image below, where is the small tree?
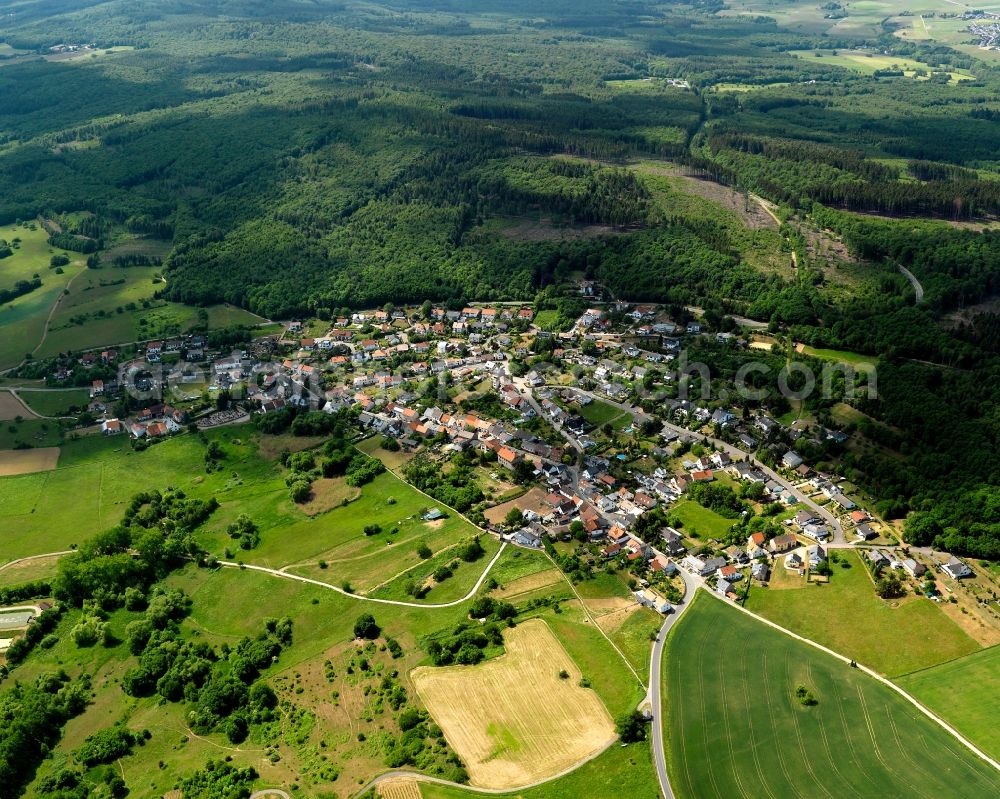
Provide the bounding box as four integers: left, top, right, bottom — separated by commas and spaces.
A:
504, 508, 525, 530
876, 571, 905, 599
616, 710, 647, 743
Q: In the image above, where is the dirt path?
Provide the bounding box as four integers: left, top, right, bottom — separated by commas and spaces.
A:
31, 266, 87, 358
749, 192, 782, 227
216, 542, 508, 609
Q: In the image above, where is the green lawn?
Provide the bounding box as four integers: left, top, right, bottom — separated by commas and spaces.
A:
670, 499, 737, 541
663, 592, 1000, 799
898, 645, 1000, 761
578, 398, 629, 429
743, 551, 979, 676
418, 741, 660, 799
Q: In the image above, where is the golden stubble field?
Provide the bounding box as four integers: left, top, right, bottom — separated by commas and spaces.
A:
377, 778, 423, 799
0, 447, 60, 476
411, 618, 616, 789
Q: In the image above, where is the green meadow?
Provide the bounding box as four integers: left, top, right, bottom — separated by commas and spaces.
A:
663, 592, 1000, 799
0, 221, 86, 368
418, 742, 660, 799
743, 550, 979, 676
18, 389, 91, 417
669, 499, 737, 541
898, 645, 1000, 762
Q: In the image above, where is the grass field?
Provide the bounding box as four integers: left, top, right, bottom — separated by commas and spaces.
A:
798, 343, 878, 372
417, 741, 660, 799
0, 427, 270, 561
743, 550, 979, 675
0, 221, 86, 369
670, 499, 736, 541
0, 552, 64, 586
412, 619, 616, 789
15, 389, 91, 417
37, 292, 264, 358
898, 645, 1000, 761
0, 222, 263, 367
578, 398, 629, 429
790, 48, 975, 83
663, 592, 1000, 799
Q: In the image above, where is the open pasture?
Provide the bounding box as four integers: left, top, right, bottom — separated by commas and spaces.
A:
418, 742, 660, 799
412, 619, 616, 789
664, 593, 1000, 799
898, 645, 1000, 762
790, 48, 976, 83
0, 221, 85, 369
17, 388, 91, 417
744, 550, 979, 675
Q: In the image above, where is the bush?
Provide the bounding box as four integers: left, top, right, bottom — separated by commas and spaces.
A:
385, 637, 404, 658
77, 724, 138, 766
71, 615, 107, 648
289, 479, 312, 503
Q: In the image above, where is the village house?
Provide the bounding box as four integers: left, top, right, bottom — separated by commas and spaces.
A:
942, 557, 973, 580
635, 589, 672, 614
769, 534, 798, 554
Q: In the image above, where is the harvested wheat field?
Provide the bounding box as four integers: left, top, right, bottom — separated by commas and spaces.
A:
377, 778, 423, 799
0, 391, 38, 421
411, 618, 615, 789
0, 447, 59, 476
